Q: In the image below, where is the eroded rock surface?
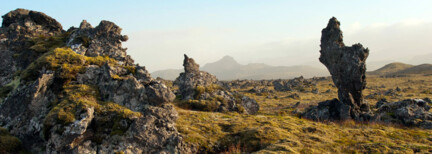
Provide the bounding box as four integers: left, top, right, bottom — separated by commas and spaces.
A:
66, 20, 133, 65
303, 17, 371, 121
174, 54, 259, 114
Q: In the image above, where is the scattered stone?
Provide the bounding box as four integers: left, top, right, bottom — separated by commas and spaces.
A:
374, 99, 432, 129
375, 98, 388, 109
396, 87, 401, 92
273, 76, 315, 92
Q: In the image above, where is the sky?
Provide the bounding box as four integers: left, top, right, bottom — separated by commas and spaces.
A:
1, 0, 432, 72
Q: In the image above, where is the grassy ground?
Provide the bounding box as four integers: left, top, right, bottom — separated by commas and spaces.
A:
175, 75, 432, 153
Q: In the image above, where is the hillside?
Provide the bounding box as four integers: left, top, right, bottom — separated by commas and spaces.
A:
152, 55, 329, 80
368, 62, 414, 75
391, 64, 432, 75
369, 62, 432, 76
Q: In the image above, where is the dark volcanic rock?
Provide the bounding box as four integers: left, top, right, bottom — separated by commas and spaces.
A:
0, 9, 64, 86
174, 54, 259, 114
305, 17, 370, 121
302, 99, 351, 121
375, 99, 432, 129
1, 8, 62, 41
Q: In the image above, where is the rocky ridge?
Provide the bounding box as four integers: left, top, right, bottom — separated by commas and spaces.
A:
0, 9, 192, 153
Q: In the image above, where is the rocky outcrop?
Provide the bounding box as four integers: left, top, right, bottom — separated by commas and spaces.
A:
0, 9, 192, 153
0, 9, 63, 87
175, 54, 259, 114
66, 20, 133, 65
375, 99, 432, 129
303, 17, 371, 121
175, 54, 218, 100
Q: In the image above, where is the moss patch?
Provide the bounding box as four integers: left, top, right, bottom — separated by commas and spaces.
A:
21, 47, 117, 83
0, 127, 22, 153
43, 84, 141, 138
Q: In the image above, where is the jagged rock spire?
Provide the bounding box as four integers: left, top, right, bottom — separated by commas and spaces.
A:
318, 17, 370, 120
79, 20, 92, 29
183, 54, 200, 74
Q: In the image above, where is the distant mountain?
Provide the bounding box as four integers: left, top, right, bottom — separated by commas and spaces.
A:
368, 62, 432, 76
368, 62, 414, 75
152, 55, 329, 80
391, 64, 432, 75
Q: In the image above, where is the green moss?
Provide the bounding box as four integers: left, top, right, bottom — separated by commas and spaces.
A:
27, 34, 68, 53
194, 84, 223, 99
43, 84, 141, 138
123, 65, 136, 75
178, 99, 221, 112
0, 127, 22, 153
0, 78, 20, 99
21, 47, 117, 83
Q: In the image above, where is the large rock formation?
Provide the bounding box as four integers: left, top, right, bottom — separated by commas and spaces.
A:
174, 54, 259, 114
0, 9, 192, 153
303, 17, 371, 121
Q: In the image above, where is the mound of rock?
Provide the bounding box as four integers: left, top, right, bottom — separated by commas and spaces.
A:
0, 9, 193, 153
374, 99, 432, 129
303, 17, 371, 121
174, 54, 259, 114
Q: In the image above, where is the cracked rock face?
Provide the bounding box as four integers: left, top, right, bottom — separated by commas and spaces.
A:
317, 17, 370, 120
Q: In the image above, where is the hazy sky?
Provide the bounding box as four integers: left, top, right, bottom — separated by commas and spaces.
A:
2, 0, 432, 72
